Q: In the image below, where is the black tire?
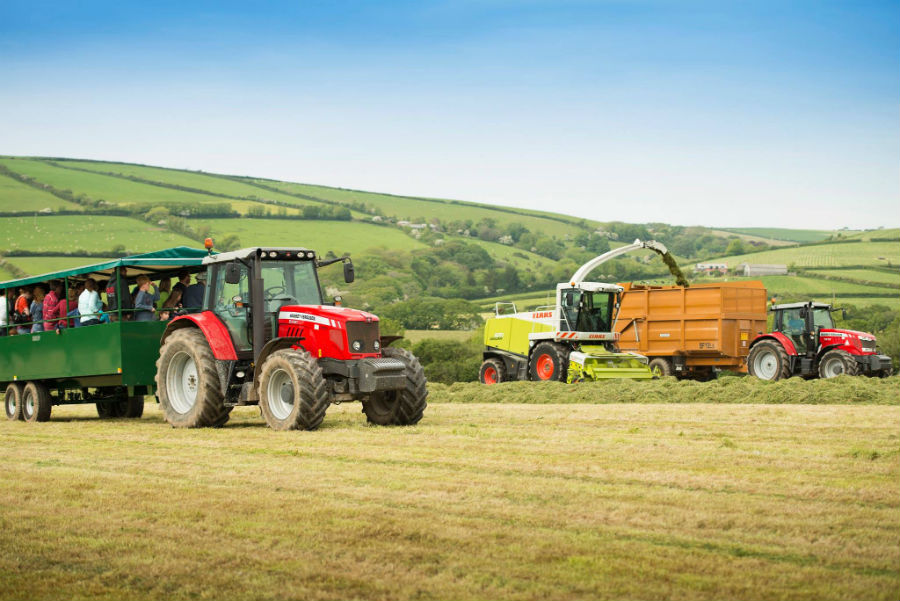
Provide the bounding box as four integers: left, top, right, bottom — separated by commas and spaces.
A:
258, 348, 330, 431
479, 358, 506, 385
156, 328, 230, 428
528, 342, 568, 382
363, 347, 427, 426
748, 341, 792, 381
648, 358, 673, 379
22, 381, 52, 423
96, 402, 122, 418
5, 383, 24, 421
818, 349, 861, 379
119, 396, 145, 418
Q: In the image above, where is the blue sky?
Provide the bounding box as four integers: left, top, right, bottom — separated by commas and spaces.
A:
1, 0, 897, 229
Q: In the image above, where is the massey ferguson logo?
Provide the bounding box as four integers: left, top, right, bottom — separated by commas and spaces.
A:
292, 313, 318, 321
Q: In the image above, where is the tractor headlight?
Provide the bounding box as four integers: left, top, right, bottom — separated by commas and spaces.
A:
351, 340, 363, 352
373, 340, 380, 351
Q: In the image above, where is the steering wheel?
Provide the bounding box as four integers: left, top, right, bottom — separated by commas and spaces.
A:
264, 285, 286, 298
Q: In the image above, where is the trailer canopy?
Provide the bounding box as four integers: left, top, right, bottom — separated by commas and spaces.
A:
0, 246, 213, 289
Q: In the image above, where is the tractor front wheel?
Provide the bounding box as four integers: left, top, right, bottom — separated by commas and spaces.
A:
363, 347, 427, 426
258, 349, 330, 431
529, 342, 568, 382
748, 341, 792, 381
479, 358, 506, 385
156, 328, 231, 428
818, 350, 861, 379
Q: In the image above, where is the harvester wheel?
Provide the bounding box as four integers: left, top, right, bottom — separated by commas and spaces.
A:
363, 347, 427, 426
258, 348, 330, 431
648, 358, 673, 378
479, 358, 506, 385
21, 381, 52, 423
156, 328, 230, 428
818, 350, 860, 379
747, 341, 792, 381
5, 382, 24, 421
529, 342, 567, 382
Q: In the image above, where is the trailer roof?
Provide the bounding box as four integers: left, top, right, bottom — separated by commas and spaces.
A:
0, 246, 213, 289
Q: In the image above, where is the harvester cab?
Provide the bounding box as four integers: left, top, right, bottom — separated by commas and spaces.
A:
480, 239, 676, 384
747, 300, 892, 380
155, 247, 427, 430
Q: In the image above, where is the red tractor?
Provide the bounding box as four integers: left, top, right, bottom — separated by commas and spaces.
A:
155, 247, 427, 430
747, 301, 892, 380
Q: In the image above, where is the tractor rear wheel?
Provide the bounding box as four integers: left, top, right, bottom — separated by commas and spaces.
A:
529, 342, 568, 382
156, 328, 230, 428
5, 383, 24, 421
648, 358, 673, 378
818, 350, 861, 379
22, 382, 52, 423
479, 358, 506, 385
363, 347, 427, 426
748, 341, 792, 381
258, 349, 330, 431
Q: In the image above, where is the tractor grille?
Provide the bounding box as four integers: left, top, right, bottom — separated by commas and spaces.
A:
346, 320, 381, 354
280, 324, 304, 338
860, 339, 876, 353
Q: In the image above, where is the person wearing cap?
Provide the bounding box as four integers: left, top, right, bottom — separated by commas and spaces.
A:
181, 272, 207, 313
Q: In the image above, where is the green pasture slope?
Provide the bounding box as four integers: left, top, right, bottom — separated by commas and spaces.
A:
0, 175, 83, 212
713, 240, 899, 268
719, 227, 860, 243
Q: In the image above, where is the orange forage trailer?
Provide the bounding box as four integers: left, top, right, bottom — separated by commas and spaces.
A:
615, 281, 768, 379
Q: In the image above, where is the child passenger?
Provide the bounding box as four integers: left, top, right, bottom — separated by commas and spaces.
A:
134, 275, 160, 321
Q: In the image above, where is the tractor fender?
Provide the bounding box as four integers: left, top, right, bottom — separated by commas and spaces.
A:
750, 332, 798, 356
252, 337, 305, 386
162, 312, 238, 361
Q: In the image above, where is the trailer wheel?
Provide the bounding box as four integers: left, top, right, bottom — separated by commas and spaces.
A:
5, 383, 24, 421
479, 358, 506, 385
96, 402, 121, 418
818, 350, 860, 379
22, 382, 52, 423
748, 341, 792, 381
529, 342, 568, 382
156, 328, 229, 428
118, 396, 145, 418
258, 349, 330, 431
363, 347, 427, 426
648, 358, 673, 378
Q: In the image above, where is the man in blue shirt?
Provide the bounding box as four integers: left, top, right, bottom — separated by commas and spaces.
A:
181, 272, 206, 313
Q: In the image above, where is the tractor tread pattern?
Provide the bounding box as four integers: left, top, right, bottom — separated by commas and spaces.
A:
363, 347, 428, 426
258, 348, 330, 431
818, 349, 861, 379
529, 342, 568, 382
156, 328, 231, 428
479, 357, 506, 384
748, 340, 792, 381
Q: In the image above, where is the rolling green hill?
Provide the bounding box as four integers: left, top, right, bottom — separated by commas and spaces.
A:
718, 227, 861, 243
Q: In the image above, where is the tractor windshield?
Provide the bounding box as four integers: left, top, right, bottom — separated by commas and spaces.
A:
261, 261, 322, 311
811, 307, 834, 329
560, 288, 615, 332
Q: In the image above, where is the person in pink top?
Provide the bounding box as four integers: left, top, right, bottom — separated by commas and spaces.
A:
43, 280, 65, 330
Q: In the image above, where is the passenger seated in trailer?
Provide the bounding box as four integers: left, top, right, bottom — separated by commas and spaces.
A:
172, 270, 190, 299
0, 289, 11, 336
159, 286, 183, 321
134, 275, 160, 322
181, 272, 206, 313
14, 287, 33, 334
30, 286, 45, 332
78, 278, 103, 326
106, 266, 133, 320
43, 280, 65, 330
66, 287, 80, 327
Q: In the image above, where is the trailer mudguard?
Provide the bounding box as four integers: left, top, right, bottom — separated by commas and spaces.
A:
750, 332, 798, 356
162, 312, 238, 361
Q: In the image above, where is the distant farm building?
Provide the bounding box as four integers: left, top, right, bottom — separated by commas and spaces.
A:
739, 263, 788, 276
694, 262, 728, 274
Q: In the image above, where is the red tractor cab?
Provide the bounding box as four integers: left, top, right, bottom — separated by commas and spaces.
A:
155, 247, 427, 430
747, 301, 892, 380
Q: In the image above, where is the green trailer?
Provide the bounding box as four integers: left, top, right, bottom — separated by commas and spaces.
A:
1, 247, 210, 422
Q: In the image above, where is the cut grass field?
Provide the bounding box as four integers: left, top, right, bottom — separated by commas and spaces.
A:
0, 215, 197, 253
1, 398, 897, 600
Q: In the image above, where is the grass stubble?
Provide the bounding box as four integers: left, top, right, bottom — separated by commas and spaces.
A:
0, 386, 898, 600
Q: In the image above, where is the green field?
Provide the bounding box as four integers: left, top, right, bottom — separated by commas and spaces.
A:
0, 215, 196, 253
0, 158, 288, 216
0, 256, 115, 279
714, 241, 900, 268
0, 174, 84, 212
718, 227, 859, 243
404, 329, 475, 343
1, 398, 897, 601
60, 160, 331, 211
245, 179, 581, 238
757, 275, 896, 296
708, 229, 794, 246
805, 268, 900, 286
201, 217, 428, 256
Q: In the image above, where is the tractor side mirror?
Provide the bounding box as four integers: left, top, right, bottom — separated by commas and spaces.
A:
343, 260, 355, 284
224, 262, 242, 285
